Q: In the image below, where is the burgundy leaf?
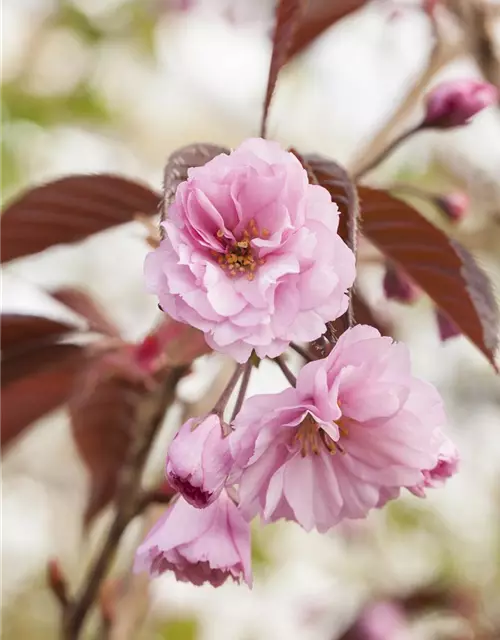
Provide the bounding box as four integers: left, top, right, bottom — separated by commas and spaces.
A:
162, 144, 229, 220
359, 187, 499, 368
287, 0, 368, 60
1, 175, 161, 263
2, 354, 83, 449
70, 360, 148, 523
2, 342, 86, 388
51, 288, 121, 338
261, 0, 307, 138
1, 313, 78, 350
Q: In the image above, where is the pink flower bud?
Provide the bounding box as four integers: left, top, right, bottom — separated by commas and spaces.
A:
166, 415, 233, 508
134, 491, 252, 587
354, 601, 411, 640
422, 0, 439, 16
383, 264, 420, 304
423, 80, 498, 128
434, 192, 469, 222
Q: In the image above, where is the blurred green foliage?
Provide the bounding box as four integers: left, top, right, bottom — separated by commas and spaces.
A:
159, 618, 199, 640
1, 0, 158, 199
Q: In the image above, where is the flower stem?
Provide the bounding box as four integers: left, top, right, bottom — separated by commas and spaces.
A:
289, 342, 314, 362
274, 355, 296, 386
231, 360, 253, 421
353, 125, 421, 181
213, 363, 245, 419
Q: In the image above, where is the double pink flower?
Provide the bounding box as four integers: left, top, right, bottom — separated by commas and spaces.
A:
145, 138, 355, 362
230, 325, 456, 532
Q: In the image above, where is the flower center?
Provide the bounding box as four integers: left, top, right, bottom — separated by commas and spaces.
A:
295, 414, 348, 458
212, 218, 269, 280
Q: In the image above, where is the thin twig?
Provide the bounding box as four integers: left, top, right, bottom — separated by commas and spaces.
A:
62, 366, 188, 640
274, 355, 296, 386
353, 125, 420, 181
212, 363, 245, 419
289, 342, 313, 362
134, 489, 174, 518
231, 360, 253, 421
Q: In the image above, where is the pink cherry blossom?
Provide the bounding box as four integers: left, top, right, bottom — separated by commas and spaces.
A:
423, 80, 498, 128
230, 325, 455, 532
145, 138, 356, 363
134, 491, 252, 587
166, 415, 233, 508
408, 438, 459, 497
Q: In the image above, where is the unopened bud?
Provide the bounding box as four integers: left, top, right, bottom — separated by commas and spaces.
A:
436, 310, 460, 342
134, 334, 161, 372
434, 192, 469, 222
354, 600, 410, 640
423, 80, 498, 129
383, 265, 420, 304
422, 0, 439, 16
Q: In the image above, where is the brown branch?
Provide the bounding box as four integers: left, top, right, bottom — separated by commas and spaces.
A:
448, 0, 500, 90
61, 366, 188, 640
134, 489, 174, 518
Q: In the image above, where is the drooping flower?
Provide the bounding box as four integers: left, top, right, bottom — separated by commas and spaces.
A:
145, 138, 356, 363
134, 491, 252, 587
230, 325, 455, 532
166, 415, 233, 508
423, 79, 498, 128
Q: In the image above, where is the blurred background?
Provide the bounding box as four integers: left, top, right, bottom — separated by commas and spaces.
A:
2, 0, 500, 638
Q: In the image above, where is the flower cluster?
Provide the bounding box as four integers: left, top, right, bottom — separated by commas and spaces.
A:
137, 139, 458, 588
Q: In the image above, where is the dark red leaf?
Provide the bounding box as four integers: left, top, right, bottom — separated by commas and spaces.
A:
51, 288, 121, 338
70, 366, 145, 523
261, 0, 307, 138
1, 175, 161, 263
359, 187, 499, 367
1, 356, 83, 449
287, 0, 368, 60
2, 342, 85, 388
162, 144, 229, 221
1, 313, 78, 351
